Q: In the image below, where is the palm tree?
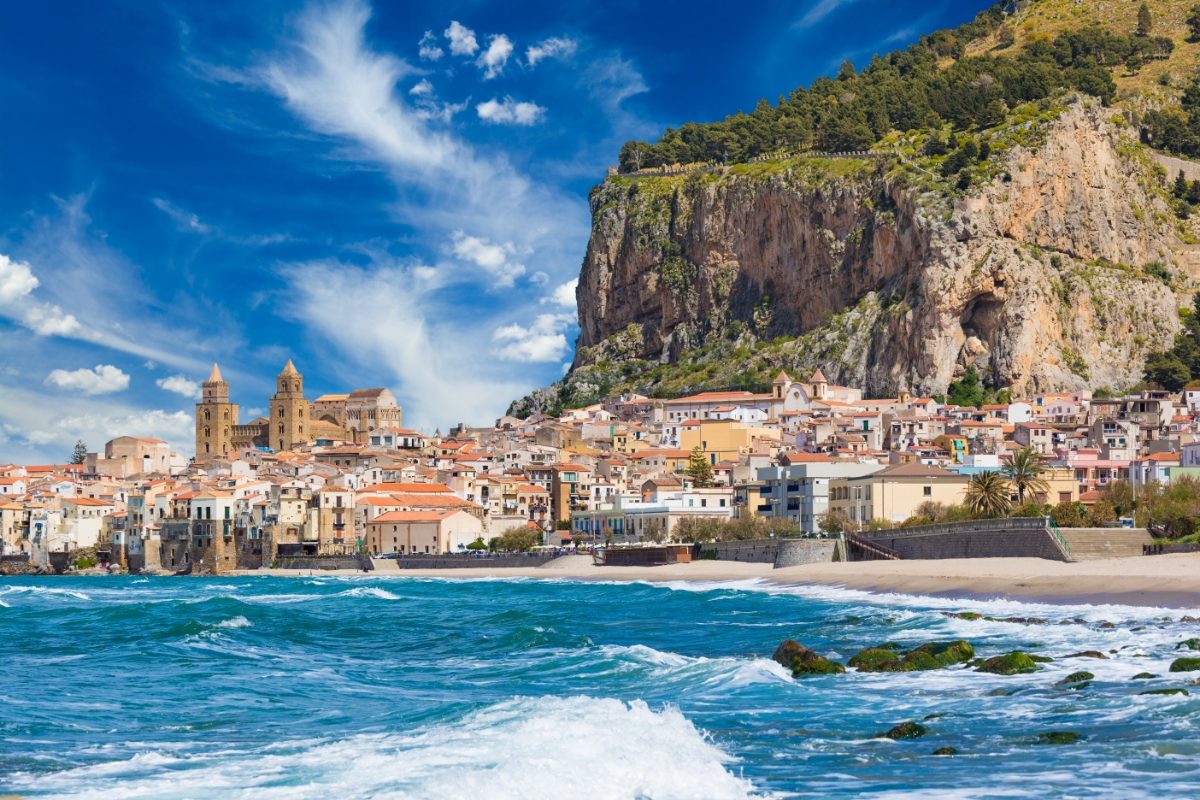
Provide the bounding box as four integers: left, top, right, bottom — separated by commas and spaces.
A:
1003, 447, 1049, 505
966, 471, 1011, 518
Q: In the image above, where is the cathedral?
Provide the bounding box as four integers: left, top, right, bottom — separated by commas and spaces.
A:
194, 360, 403, 459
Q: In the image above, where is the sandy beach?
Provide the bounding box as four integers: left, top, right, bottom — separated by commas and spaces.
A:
236, 553, 1200, 609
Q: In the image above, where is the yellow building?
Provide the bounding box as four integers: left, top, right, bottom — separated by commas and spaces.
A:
195, 364, 238, 460
678, 419, 781, 464
829, 463, 968, 526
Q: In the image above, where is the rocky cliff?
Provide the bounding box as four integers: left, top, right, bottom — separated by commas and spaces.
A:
514, 97, 1195, 415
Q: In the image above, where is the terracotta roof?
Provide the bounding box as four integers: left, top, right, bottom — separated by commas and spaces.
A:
362, 482, 452, 494
369, 509, 458, 523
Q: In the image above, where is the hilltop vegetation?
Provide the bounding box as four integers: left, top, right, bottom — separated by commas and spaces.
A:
618, 1, 1200, 171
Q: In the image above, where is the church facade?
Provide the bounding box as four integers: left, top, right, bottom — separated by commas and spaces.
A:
194, 361, 403, 460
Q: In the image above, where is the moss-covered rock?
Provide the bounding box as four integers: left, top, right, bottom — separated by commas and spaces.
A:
905, 640, 975, 669
772, 639, 845, 676
850, 641, 975, 673
977, 651, 1042, 675
877, 721, 927, 740
1029, 654, 1055, 663
931, 746, 958, 756
1064, 650, 1108, 659
1132, 672, 1157, 680
1169, 657, 1200, 673
1140, 687, 1189, 696
945, 611, 982, 621
1057, 671, 1094, 685
1177, 638, 1200, 651
848, 647, 902, 671
1035, 731, 1082, 745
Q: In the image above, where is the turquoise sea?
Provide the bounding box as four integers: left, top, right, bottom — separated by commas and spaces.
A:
1, 575, 1198, 799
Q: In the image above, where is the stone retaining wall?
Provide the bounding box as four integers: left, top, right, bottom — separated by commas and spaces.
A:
699, 538, 843, 567
859, 519, 1066, 561
775, 539, 842, 567
276, 556, 373, 571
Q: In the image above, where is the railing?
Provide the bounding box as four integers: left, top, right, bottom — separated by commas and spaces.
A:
1045, 517, 1073, 560
845, 532, 900, 561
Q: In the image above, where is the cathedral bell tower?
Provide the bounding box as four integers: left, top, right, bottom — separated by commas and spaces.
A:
269, 359, 308, 452
195, 364, 239, 460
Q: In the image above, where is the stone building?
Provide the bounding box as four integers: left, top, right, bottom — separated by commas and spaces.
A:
269, 360, 309, 452
195, 364, 239, 460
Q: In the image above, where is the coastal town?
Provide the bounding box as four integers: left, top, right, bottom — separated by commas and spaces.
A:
1, 359, 1197, 574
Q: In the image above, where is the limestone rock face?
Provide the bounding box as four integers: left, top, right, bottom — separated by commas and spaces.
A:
574, 98, 1188, 396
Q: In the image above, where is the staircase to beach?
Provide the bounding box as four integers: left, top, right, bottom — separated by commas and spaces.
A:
1056, 528, 1155, 561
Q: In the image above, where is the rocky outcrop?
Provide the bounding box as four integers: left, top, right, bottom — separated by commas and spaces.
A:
571, 97, 1192, 397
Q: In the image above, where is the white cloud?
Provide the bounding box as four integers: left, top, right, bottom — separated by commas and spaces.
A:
549, 278, 578, 308
477, 34, 513, 79
450, 230, 525, 287
25, 408, 192, 454
526, 37, 577, 66
476, 96, 545, 126
492, 313, 573, 362
0, 254, 39, 304
0, 253, 84, 339
45, 364, 130, 396
417, 30, 443, 61
530, 271, 550, 287
151, 197, 212, 234
409, 78, 433, 96
444, 20, 478, 56
156, 374, 202, 400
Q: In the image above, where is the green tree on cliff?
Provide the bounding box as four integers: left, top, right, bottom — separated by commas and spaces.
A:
69, 440, 88, 465
1188, 4, 1200, 42
1136, 3, 1153, 37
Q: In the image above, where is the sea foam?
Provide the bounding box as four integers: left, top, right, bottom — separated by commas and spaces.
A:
11, 696, 766, 800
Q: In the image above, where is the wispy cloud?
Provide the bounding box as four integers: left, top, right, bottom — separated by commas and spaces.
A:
526, 37, 577, 67
793, 0, 864, 31
151, 196, 212, 233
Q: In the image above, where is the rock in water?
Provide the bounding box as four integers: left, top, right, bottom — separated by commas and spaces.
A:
848, 641, 974, 672
976, 651, 1042, 675
1036, 731, 1082, 745
931, 747, 958, 756
877, 722, 927, 740
1057, 671, 1094, 686
772, 639, 845, 677
1169, 657, 1200, 673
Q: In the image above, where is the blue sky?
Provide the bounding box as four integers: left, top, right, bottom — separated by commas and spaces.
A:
0, 0, 990, 462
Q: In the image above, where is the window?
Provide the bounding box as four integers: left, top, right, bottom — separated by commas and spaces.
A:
923, 486, 932, 496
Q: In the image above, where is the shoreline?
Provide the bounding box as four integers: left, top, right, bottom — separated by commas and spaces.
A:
225, 553, 1200, 610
